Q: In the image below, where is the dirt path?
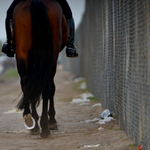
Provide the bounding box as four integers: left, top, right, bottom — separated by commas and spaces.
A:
0, 67, 137, 150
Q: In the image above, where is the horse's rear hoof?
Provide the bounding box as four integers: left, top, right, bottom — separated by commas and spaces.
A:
30, 129, 40, 135
49, 123, 58, 130
41, 130, 50, 138
23, 114, 35, 129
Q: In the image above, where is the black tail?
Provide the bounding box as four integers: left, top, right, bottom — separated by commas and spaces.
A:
17, 0, 54, 109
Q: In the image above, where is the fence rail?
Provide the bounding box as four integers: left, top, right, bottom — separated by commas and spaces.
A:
60, 0, 150, 148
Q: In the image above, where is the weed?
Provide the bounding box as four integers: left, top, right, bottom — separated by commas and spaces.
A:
128, 143, 137, 147
88, 97, 99, 102
114, 128, 122, 131
1, 68, 19, 78
73, 79, 89, 93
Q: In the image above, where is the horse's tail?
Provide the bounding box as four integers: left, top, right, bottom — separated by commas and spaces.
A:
17, 0, 54, 109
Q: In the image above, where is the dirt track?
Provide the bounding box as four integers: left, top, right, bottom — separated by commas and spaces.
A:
0, 67, 137, 150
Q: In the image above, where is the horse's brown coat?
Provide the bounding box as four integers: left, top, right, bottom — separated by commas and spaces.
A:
13, 0, 68, 68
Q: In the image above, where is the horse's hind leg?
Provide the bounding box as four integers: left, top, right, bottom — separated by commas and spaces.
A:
17, 59, 30, 115
48, 80, 58, 130
40, 93, 50, 138
16, 58, 34, 129
30, 103, 40, 135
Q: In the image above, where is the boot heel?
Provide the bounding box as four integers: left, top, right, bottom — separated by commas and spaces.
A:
2, 42, 15, 57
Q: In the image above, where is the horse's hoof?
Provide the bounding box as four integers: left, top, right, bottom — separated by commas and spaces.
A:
23, 114, 35, 129
49, 123, 58, 130
30, 129, 40, 135
41, 130, 50, 138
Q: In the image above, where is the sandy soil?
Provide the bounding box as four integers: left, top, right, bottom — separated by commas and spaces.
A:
0, 67, 137, 150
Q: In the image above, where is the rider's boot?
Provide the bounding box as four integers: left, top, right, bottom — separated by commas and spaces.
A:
2, 18, 15, 57
66, 18, 78, 57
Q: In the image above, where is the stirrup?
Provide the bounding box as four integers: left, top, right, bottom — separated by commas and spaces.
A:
66, 46, 78, 58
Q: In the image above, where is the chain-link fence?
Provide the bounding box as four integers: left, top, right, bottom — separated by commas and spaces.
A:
60, 0, 150, 149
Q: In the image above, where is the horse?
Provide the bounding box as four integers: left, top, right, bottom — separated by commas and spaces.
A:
13, 0, 68, 138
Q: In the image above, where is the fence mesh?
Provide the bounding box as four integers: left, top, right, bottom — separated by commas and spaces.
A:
60, 0, 150, 148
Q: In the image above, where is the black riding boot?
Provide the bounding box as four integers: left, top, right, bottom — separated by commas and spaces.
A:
2, 18, 15, 57
66, 18, 78, 57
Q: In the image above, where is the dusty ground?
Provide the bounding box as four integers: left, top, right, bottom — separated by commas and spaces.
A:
0, 67, 137, 150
